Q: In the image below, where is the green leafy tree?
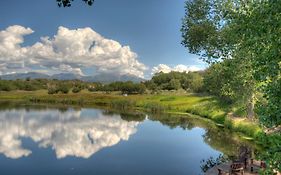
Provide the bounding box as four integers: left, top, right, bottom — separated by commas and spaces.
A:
0, 81, 14, 91
149, 71, 204, 92
181, 0, 281, 172
181, 0, 258, 120
48, 87, 58, 94
167, 79, 181, 90
72, 86, 81, 93
184, 72, 204, 92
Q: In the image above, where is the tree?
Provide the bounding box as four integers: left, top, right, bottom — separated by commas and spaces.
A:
167, 79, 181, 90
58, 85, 70, 94
181, 0, 280, 121
72, 86, 81, 93
181, 0, 281, 172
183, 72, 203, 92
0, 81, 14, 91
149, 71, 204, 92
48, 87, 58, 94
144, 81, 158, 92
57, 0, 94, 7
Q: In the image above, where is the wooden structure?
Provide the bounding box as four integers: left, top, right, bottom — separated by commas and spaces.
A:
205, 159, 265, 175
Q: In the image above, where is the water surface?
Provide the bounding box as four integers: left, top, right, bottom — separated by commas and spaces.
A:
0, 104, 254, 175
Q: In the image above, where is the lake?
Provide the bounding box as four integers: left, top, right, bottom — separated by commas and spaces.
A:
0, 104, 255, 175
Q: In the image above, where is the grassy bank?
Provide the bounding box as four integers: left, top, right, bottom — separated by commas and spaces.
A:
0, 90, 261, 137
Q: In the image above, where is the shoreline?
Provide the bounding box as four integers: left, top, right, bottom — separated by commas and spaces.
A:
0, 90, 262, 139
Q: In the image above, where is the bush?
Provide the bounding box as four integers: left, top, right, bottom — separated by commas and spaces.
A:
72, 86, 81, 93
58, 85, 69, 94
48, 87, 58, 94
0, 82, 13, 91
23, 83, 35, 91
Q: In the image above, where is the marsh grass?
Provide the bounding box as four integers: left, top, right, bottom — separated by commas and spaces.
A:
143, 102, 166, 113
110, 99, 136, 110
0, 90, 261, 138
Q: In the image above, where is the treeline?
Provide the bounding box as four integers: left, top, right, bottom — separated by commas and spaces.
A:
0, 78, 47, 91
0, 78, 90, 94
0, 71, 206, 95
92, 81, 146, 94
47, 80, 88, 94
145, 71, 204, 92
0, 69, 245, 99
0, 78, 147, 95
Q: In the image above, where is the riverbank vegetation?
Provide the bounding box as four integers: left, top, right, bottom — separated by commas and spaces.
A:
0, 89, 261, 138
181, 0, 280, 173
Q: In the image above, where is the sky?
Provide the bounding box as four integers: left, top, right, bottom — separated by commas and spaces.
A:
0, 0, 207, 78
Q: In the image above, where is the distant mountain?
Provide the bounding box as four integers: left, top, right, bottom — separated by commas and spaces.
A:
0, 72, 50, 80
87, 73, 145, 83
0, 72, 145, 83
50, 73, 84, 80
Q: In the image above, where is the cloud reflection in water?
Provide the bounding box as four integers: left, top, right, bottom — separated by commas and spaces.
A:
0, 109, 139, 159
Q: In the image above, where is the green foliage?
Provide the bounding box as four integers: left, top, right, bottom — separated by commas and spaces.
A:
57, 84, 70, 94
181, 0, 281, 171
0, 80, 14, 91
256, 133, 281, 174
203, 60, 255, 104
87, 82, 101, 92
144, 81, 158, 93
181, 0, 280, 126
72, 86, 82, 93
186, 72, 203, 92
48, 87, 58, 94
110, 99, 136, 111
228, 1, 281, 127
181, 0, 227, 61
47, 82, 71, 94
148, 71, 204, 92
143, 102, 166, 113
0, 79, 47, 91
167, 79, 181, 90
257, 77, 281, 127
95, 81, 146, 94
72, 83, 84, 93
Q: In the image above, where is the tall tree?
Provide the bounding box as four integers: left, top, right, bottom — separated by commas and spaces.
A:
181, 1, 281, 172
181, 0, 280, 124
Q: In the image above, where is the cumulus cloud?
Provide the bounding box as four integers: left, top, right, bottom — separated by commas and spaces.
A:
152, 64, 202, 74
0, 25, 147, 77
0, 109, 138, 159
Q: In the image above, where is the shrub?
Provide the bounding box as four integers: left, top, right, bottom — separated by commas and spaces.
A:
57, 84, 69, 94
48, 87, 58, 94
72, 86, 81, 93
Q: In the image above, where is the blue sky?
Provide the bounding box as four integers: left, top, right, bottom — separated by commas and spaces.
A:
0, 0, 207, 78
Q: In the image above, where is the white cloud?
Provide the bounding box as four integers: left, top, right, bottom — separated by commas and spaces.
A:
57, 64, 84, 76
152, 64, 202, 75
0, 109, 138, 159
0, 25, 147, 78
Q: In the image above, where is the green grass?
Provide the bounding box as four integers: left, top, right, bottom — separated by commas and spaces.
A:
0, 90, 262, 138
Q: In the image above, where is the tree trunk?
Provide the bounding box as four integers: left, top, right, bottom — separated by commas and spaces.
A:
247, 93, 255, 120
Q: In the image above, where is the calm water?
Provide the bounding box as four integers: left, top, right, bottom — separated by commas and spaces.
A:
0, 104, 254, 175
